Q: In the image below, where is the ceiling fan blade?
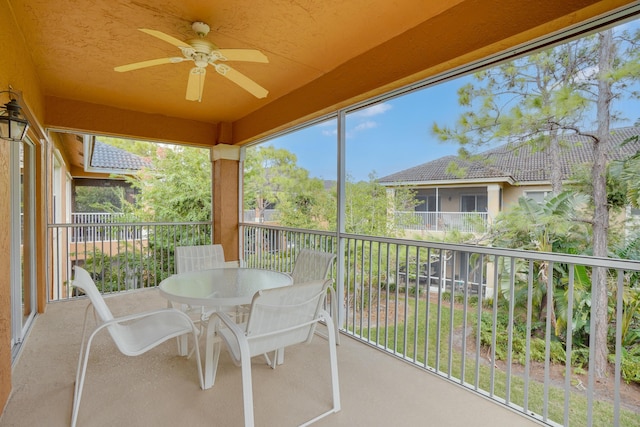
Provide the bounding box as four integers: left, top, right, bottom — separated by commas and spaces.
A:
139, 28, 191, 49
114, 57, 182, 72
216, 49, 268, 63
186, 67, 206, 102
215, 64, 268, 99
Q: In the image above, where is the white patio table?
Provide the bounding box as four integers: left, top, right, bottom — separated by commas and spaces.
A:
159, 267, 293, 388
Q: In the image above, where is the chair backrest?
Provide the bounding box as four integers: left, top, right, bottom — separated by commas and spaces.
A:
175, 244, 226, 273
72, 266, 141, 352
290, 249, 336, 284
73, 266, 142, 355
72, 266, 114, 323
73, 266, 193, 357
244, 280, 330, 357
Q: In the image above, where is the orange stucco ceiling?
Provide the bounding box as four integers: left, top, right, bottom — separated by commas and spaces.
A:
5, 0, 638, 147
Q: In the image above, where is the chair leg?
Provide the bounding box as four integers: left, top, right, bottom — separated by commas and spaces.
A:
240, 353, 255, 427
262, 351, 274, 367
71, 329, 99, 427
176, 303, 192, 356
203, 318, 222, 389
71, 303, 96, 427
328, 286, 341, 345
263, 349, 283, 368
167, 300, 189, 356
325, 315, 341, 412
190, 328, 205, 390
299, 315, 342, 427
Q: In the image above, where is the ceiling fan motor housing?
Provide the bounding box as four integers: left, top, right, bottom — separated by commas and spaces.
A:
192, 21, 210, 37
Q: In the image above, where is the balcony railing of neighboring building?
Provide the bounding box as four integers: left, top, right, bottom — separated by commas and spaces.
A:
241, 222, 640, 427
243, 209, 278, 223
241, 210, 489, 233
70, 212, 144, 242
395, 211, 489, 234
48, 218, 212, 301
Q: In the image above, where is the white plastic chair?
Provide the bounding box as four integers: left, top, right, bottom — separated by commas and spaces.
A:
290, 249, 336, 284
211, 279, 340, 427
173, 244, 227, 354
291, 249, 339, 345
70, 266, 203, 427
175, 244, 226, 274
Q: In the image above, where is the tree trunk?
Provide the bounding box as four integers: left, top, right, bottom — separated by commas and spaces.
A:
549, 129, 563, 194
591, 29, 614, 379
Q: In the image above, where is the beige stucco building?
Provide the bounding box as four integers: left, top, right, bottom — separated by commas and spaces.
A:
380, 127, 640, 235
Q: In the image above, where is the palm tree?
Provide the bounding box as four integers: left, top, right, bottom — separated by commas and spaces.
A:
490, 192, 591, 341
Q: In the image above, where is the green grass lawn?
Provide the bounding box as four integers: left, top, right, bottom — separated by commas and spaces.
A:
349, 295, 640, 427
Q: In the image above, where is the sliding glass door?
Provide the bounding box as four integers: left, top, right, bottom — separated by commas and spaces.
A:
10, 138, 36, 360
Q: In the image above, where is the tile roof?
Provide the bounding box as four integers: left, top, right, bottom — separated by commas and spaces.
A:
90, 140, 151, 171
379, 126, 640, 185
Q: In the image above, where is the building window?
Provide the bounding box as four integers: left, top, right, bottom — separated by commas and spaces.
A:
416, 195, 439, 212
525, 191, 551, 203
461, 195, 487, 212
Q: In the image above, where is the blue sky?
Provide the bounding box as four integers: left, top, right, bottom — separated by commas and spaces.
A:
266, 75, 639, 182
260, 19, 639, 182
264, 77, 472, 182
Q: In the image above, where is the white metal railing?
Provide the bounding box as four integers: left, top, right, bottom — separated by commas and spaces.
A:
241, 222, 640, 427
47, 221, 212, 301
46, 216, 640, 425
395, 211, 489, 233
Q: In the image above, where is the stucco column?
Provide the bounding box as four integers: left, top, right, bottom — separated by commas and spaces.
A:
212, 144, 241, 262
484, 184, 502, 299
486, 184, 501, 223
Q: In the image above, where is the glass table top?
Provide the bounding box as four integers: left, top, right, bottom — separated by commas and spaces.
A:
158, 268, 293, 307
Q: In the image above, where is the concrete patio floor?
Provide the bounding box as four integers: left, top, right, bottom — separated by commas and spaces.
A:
1, 288, 542, 427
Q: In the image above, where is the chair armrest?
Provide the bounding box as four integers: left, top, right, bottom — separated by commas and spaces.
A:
318, 309, 331, 322
103, 307, 195, 327
211, 311, 252, 364
212, 311, 245, 337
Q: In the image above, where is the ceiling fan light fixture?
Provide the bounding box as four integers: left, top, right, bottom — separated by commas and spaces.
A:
194, 53, 209, 68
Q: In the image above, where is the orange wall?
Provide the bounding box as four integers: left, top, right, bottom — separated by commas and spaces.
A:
0, 0, 47, 413
45, 96, 219, 147
0, 132, 10, 414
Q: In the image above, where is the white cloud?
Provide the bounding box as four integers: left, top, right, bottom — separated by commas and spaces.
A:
354, 103, 392, 117
318, 104, 389, 137
354, 120, 378, 132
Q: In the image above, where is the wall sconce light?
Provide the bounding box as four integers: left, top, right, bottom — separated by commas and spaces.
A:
0, 90, 30, 142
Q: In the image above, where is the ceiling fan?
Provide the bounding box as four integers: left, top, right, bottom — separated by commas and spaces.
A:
114, 21, 269, 102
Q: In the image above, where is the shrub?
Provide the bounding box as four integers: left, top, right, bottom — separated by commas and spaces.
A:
613, 346, 640, 385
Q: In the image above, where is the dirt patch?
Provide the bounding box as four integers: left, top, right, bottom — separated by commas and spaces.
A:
481, 338, 640, 413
